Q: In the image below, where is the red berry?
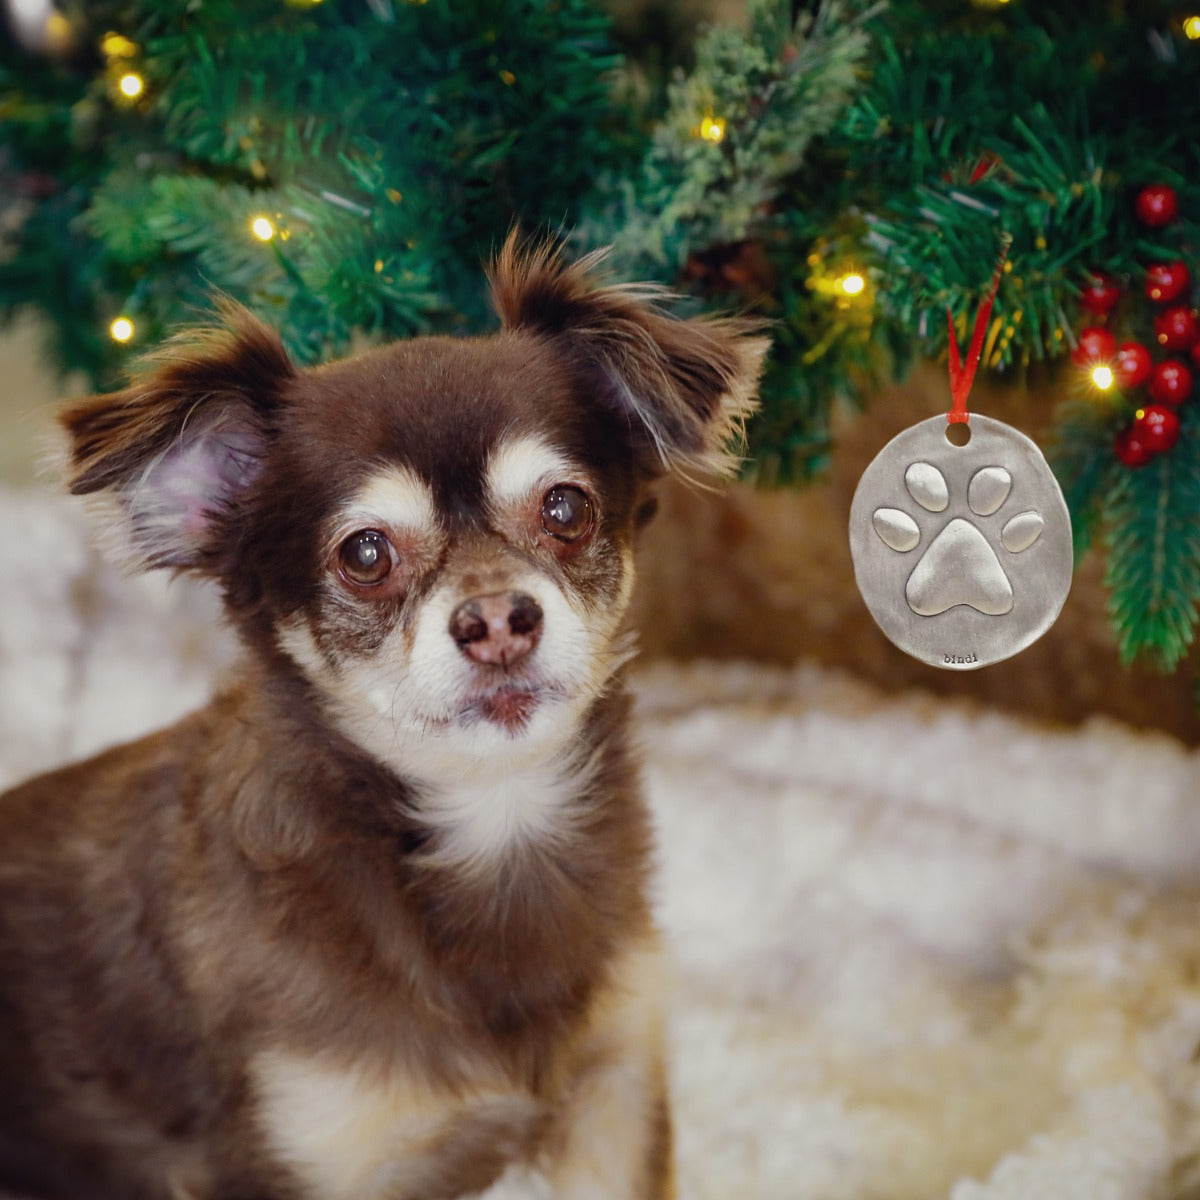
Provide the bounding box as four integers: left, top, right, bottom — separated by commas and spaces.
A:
1071, 325, 1116, 366
1132, 404, 1181, 454
1148, 359, 1194, 406
1114, 341, 1154, 389
1154, 306, 1200, 351
1145, 261, 1191, 304
1115, 425, 1156, 467
1136, 183, 1179, 228
1079, 271, 1122, 316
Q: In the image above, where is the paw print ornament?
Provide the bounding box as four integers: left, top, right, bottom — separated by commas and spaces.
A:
849, 237, 1073, 670
850, 415, 1072, 669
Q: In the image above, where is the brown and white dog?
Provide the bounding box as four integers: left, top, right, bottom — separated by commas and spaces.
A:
0, 237, 766, 1200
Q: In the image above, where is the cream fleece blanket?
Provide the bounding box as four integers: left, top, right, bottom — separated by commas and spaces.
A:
3, 486, 1200, 1200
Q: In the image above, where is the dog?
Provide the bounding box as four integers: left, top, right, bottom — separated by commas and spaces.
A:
0, 236, 766, 1200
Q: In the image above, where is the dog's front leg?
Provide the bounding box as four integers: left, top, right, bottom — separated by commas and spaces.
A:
540, 934, 675, 1200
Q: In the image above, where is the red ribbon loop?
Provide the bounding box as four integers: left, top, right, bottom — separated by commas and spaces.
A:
946, 233, 1013, 425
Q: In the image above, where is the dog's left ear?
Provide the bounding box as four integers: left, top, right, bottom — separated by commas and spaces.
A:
489, 234, 770, 480
59, 300, 294, 571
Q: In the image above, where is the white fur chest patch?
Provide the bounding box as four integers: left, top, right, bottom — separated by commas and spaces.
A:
252, 1051, 543, 1200
416, 760, 578, 869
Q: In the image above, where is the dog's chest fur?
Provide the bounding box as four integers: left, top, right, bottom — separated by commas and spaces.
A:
235, 699, 651, 1199
250, 1044, 551, 1200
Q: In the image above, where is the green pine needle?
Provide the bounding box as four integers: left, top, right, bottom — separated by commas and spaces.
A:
1048, 396, 1121, 561
1101, 405, 1200, 672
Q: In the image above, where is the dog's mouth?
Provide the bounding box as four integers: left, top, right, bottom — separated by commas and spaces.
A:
461, 686, 543, 734
451, 674, 572, 735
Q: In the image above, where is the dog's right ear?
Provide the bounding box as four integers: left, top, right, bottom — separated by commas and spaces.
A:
59, 301, 294, 571
490, 233, 769, 483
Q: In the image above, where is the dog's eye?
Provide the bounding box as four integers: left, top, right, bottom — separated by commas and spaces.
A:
540, 485, 593, 542
337, 530, 393, 586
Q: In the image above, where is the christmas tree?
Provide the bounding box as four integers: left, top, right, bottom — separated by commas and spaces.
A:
4, 0, 1200, 678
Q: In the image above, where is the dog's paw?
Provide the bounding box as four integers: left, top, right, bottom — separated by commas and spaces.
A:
872, 461, 1045, 619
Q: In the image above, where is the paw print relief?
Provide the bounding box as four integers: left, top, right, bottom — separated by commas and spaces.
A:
874, 462, 1045, 617
849, 415, 1073, 670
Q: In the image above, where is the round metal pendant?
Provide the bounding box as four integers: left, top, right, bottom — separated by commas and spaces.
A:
849, 414, 1073, 670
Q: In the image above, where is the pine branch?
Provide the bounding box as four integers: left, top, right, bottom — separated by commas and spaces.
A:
587, 0, 875, 281
1101, 404, 1200, 671
0, 0, 630, 376
1047, 396, 1122, 562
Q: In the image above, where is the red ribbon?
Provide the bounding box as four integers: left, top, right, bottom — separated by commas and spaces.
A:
946, 233, 1013, 425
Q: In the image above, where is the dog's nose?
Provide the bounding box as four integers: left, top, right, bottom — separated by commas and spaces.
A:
449, 591, 544, 668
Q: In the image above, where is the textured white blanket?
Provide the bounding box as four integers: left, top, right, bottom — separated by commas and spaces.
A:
3, 486, 1200, 1200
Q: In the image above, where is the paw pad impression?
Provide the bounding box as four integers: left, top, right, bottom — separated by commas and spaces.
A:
872, 462, 1045, 617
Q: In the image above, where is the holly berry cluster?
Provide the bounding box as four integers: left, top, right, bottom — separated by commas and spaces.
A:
1072, 183, 1196, 467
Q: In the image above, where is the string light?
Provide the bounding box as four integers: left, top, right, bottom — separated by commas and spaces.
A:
103, 35, 144, 105
1185, 15, 1200, 38
100, 32, 137, 59
251, 215, 276, 242
110, 316, 134, 343
42, 10, 73, 52
806, 250, 873, 311
117, 72, 144, 99
1091, 364, 1115, 390
697, 114, 726, 144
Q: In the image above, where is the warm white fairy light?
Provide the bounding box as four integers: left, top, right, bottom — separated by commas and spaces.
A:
251, 215, 276, 242
110, 316, 134, 343
1091, 364, 1115, 390
101, 32, 137, 59
118, 72, 144, 98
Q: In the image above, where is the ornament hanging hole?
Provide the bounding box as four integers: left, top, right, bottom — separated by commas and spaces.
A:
945, 422, 972, 447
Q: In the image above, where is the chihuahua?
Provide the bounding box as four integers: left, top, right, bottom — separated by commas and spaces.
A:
0, 236, 766, 1200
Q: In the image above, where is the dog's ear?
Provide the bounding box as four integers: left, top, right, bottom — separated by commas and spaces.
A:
59, 300, 294, 570
489, 234, 769, 481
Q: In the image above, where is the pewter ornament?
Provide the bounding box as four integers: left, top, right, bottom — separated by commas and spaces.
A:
849, 414, 1073, 670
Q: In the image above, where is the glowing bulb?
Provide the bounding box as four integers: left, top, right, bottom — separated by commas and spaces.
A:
101, 32, 137, 58
839, 272, 866, 297
110, 316, 134, 343
118, 72, 144, 98
698, 115, 726, 144
251, 215, 276, 242
1091, 364, 1114, 390
1185, 14, 1200, 38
